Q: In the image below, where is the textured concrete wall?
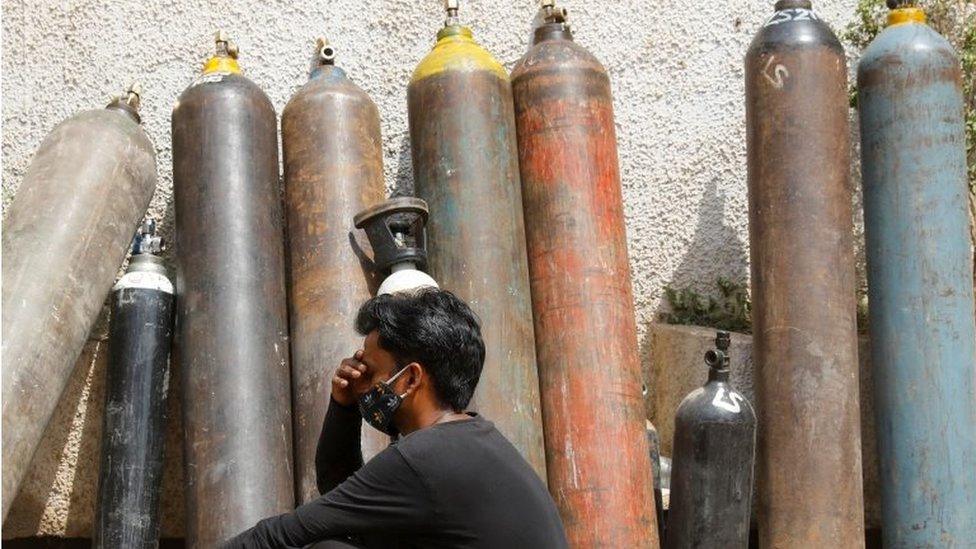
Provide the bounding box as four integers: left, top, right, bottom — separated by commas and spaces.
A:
1, 0, 860, 325
2, 0, 860, 539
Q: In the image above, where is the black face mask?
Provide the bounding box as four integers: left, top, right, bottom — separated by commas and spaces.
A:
358, 366, 409, 437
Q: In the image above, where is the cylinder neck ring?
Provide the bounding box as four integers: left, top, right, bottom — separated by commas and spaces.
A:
888, 7, 926, 26
436, 25, 473, 41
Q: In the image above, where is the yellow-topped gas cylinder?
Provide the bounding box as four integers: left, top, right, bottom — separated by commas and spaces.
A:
407, 0, 547, 481
858, 1, 976, 546
411, 24, 507, 83
202, 30, 241, 74
172, 30, 293, 547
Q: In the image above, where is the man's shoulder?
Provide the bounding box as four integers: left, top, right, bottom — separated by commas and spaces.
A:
393, 416, 534, 479
392, 416, 492, 460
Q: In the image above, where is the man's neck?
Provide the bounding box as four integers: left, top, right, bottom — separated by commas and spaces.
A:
398, 407, 470, 436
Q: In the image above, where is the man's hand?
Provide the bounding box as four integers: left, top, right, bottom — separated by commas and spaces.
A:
332, 350, 373, 407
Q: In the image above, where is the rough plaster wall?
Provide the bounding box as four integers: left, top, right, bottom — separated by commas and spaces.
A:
1, 0, 861, 331
2, 0, 860, 539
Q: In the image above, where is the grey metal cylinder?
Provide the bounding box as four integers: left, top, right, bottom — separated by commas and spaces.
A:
172, 34, 294, 546
745, 2, 865, 546
282, 41, 386, 503
407, 4, 547, 480
858, 5, 976, 545
1, 89, 156, 518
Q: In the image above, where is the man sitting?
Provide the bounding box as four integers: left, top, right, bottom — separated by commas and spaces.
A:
226, 288, 567, 548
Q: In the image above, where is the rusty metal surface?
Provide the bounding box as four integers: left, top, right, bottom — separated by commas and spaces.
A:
1, 107, 156, 519
172, 72, 293, 546
745, 4, 865, 547
512, 25, 657, 547
408, 35, 547, 480
282, 63, 386, 504
858, 17, 976, 547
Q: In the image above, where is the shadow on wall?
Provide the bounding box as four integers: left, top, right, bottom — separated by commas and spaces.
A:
2, 314, 186, 539
392, 133, 413, 198
665, 177, 749, 302
639, 177, 749, 398
159, 195, 177, 265
2, 340, 104, 538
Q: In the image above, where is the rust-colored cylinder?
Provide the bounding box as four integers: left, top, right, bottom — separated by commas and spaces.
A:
511, 9, 657, 547
407, 6, 547, 478
172, 33, 293, 546
282, 40, 386, 504
1, 87, 156, 518
745, 2, 865, 546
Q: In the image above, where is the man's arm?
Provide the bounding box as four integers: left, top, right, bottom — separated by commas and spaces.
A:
224, 446, 434, 548
315, 398, 364, 494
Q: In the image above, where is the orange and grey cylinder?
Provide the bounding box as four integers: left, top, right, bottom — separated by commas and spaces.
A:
745, 2, 865, 546
282, 39, 387, 503
1, 85, 156, 518
172, 32, 293, 546
512, 2, 657, 545
407, 1, 547, 478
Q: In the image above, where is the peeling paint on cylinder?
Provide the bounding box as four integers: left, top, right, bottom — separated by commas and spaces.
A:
172, 35, 294, 546
408, 10, 547, 479
745, 1, 865, 546
282, 42, 387, 504
512, 10, 657, 546
1, 94, 156, 519
857, 5, 976, 546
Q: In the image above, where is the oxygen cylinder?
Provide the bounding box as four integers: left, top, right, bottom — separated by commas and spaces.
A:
94, 219, 174, 549
282, 38, 387, 504
666, 332, 757, 549
1, 84, 156, 517
857, 3, 976, 545
511, 1, 656, 544
408, 0, 546, 478
745, 2, 865, 546
172, 31, 293, 546
353, 197, 439, 297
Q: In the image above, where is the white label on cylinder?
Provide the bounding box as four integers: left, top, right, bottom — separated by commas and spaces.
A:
192, 72, 231, 86
764, 8, 820, 27
712, 387, 744, 414
113, 270, 174, 294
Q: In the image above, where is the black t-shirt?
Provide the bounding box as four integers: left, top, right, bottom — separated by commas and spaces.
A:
226, 401, 568, 548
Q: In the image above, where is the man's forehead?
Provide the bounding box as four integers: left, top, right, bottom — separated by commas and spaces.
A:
363, 331, 383, 357
362, 331, 393, 368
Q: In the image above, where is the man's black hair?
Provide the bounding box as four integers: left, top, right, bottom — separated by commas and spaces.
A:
355, 288, 486, 411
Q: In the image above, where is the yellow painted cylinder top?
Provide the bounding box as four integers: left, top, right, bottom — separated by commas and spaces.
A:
411, 25, 507, 83
887, 7, 926, 27
203, 55, 241, 75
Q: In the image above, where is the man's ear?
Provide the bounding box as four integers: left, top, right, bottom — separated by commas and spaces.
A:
401, 362, 424, 397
